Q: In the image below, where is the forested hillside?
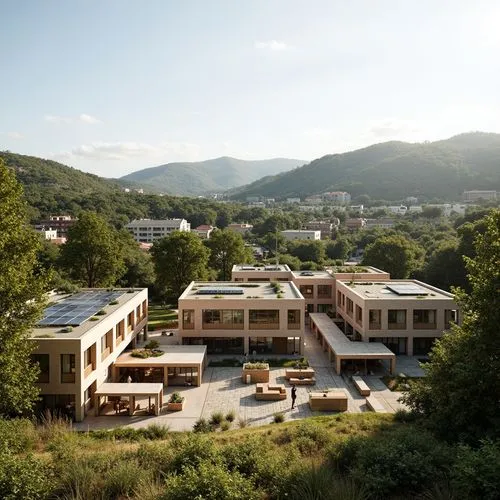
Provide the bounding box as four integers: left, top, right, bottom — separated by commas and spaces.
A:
230, 132, 500, 201
120, 157, 305, 196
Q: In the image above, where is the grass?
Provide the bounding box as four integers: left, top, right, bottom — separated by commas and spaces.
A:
382, 375, 423, 392
147, 306, 178, 331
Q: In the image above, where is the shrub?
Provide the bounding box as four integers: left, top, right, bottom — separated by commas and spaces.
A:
168, 434, 220, 474
96, 309, 107, 315
238, 417, 248, 428
210, 411, 224, 427
131, 348, 163, 359
109, 300, 119, 305
193, 418, 213, 433
89, 316, 99, 321
273, 412, 285, 423
220, 421, 231, 431
0, 418, 38, 453
142, 424, 170, 440
225, 409, 236, 422
161, 462, 261, 500
144, 339, 160, 349
136, 442, 176, 477
103, 459, 144, 499
0, 451, 54, 500
168, 392, 184, 404
243, 362, 269, 370
60, 326, 73, 333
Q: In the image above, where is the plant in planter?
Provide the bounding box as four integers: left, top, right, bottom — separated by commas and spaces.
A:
242, 362, 270, 383
167, 392, 185, 411
131, 348, 164, 359
96, 309, 107, 315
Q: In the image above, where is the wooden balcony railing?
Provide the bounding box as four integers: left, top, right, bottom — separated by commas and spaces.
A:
61, 373, 75, 384
84, 363, 93, 378
101, 347, 111, 362
249, 322, 280, 330
202, 323, 244, 330
287, 323, 301, 330
369, 322, 381, 330
413, 322, 437, 330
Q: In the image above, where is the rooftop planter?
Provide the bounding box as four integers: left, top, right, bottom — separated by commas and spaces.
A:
131, 348, 164, 359
167, 392, 185, 411
242, 362, 270, 383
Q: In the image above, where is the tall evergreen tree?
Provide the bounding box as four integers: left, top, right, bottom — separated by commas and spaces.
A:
403, 210, 500, 443
0, 159, 48, 416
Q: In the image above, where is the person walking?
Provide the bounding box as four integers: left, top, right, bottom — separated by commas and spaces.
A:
291, 385, 297, 409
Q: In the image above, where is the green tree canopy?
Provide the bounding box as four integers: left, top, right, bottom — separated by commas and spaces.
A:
0, 159, 48, 416
288, 240, 326, 263
362, 234, 423, 278
116, 230, 155, 288
59, 212, 126, 287
151, 231, 210, 300
205, 229, 252, 280
403, 209, 500, 444
325, 237, 353, 262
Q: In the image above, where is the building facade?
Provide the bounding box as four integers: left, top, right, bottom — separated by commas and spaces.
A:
462, 190, 497, 202
34, 215, 77, 237
126, 219, 190, 243
281, 229, 321, 241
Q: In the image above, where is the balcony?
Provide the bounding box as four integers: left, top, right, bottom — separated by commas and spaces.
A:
183, 322, 195, 330
249, 322, 280, 330
413, 322, 437, 330
202, 323, 244, 330
84, 363, 94, 378
369, 322, 381, 330
388, 322, 406, 330
101, 347, 111, 362
288, 323, 301, 330
61, 373, 75, 384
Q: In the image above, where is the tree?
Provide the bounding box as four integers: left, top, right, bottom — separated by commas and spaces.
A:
205, 229, 252, 280
288, 240, 326, 263
151, 231, 210, 299
403, 210, 500, 444
362, 234, 423, 278
116, 230, 155, 288
325, 237, 353, 262
0, 159, 48, 416
59, 212, 126, 287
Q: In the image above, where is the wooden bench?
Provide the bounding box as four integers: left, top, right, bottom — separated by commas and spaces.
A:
309, 390, 348, 411
255, 383, 287, 401
285, 368, 315, 380
289, 377, 316, 385
352, 376, 370, 396
366, 395, 386, 413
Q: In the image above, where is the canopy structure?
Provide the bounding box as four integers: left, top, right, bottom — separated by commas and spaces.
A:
94, 382, 163, 416
309, 313, 396, 374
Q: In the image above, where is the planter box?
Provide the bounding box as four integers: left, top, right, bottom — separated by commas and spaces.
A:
242, 364, 270, 383
309, 391, 348, 411
285, 368, 315, 380
167, 399, 185, 411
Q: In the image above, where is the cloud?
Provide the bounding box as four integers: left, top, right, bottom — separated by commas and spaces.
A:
254, 40, 289, 51
6, 131, 24, 139
44, 113, 101, 124
368, 118, 420, 138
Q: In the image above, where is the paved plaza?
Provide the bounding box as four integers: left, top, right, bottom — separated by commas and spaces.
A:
75, 327, 423, 432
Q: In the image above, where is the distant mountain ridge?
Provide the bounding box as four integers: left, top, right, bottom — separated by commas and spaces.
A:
120, 156, 306, 196
229, 132, 500, 201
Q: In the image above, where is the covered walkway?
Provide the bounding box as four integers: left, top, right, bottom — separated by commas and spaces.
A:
309, 313, 396, 375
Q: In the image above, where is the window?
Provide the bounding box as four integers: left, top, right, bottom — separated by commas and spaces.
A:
83, 344, 96, 376
61, 354, 76, 383
346, 298, 354, 317
317, 304, 330, 313
445, 309, 458, 329
388, 310, 406, 329
101, 329, 113, 360
299, 285, 314, 298
127, 311, 135, 331
136, 305, 141, 321
288, 309, 301, 329
116, 320, 125, 344
413, 310, 437, 329
370, 337, 407, 355
249, 310, 280, 329
355, 305, 363, 325
142, 300, 147, 318
202, 310, 244, 329
317, 285, 332, 298
183, 309, 195, 329
32, 354, 50, 383
369, 309, 381, 329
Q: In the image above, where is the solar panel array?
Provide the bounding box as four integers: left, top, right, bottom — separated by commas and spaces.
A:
385, 284, 429, 296
39, 291, 124, 327
196, 287, 245, 295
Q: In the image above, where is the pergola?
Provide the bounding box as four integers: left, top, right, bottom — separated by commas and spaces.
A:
113, 345, 207, 386
94, 382, 163, 416
309, 313, 396, 375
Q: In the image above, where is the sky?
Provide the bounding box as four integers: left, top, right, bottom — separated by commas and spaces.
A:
1, 0, 500, 178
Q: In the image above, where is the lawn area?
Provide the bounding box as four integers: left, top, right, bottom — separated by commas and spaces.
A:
147, 306, 178, 331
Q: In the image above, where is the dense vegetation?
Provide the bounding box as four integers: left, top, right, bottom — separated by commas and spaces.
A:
230, 132, 500, 200
121, 156, 305, 196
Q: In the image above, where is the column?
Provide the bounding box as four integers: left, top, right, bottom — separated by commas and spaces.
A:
163, 367, 169, 386
407, 336, 414, 356
243, 336, 249, 355
335, 356, 342, 375
143, 325, 148, 341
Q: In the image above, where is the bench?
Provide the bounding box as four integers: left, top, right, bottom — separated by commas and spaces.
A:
309, 390, 348, 411
366, 395, 386, 413
352, 376, 370, 396
285, 368, 315, 380
289, 377, 316, 385
255, 383, 287, 401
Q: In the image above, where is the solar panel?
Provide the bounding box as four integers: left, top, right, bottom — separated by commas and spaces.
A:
196, 287, 245, 295
38, 291, 124, 327
385, 284, 428, 296
241, 266, 256, 270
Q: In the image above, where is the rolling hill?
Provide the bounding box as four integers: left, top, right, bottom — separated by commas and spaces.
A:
120, 157, 306, 196
229, 132, 500, 201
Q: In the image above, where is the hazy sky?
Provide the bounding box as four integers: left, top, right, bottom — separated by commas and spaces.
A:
1, 0, 500, 177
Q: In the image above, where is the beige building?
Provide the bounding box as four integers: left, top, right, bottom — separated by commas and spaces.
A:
335, 280, 459, 356
31, 289, 149, 422
227, 223, 253, 235
126, 218, 190, 243
178, 281, 305, 355
281, 229, 321, 241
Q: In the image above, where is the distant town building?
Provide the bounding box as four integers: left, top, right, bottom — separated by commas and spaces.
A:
281, 229, 321, 241
349, 204, 364, 214
34, 215, 77, 238
405, 196, 419, 205
365, 218, 396, 229
286, 197, 301, 204
126, 218, 190, 243
408, 206, 423, 213
246, 196, 260, 203
247, 201, 266, 208
345, 218, 366, 230
303, 220, 339, 239
227, 223, 253, 235
322, 191, 351, 204
37, 229, 58, 240
387, 206, 408, 215
193, 225, 214, 239
462, 190, 497, 202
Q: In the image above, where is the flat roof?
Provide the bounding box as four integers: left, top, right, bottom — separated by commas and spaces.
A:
232, 264, 290, 272
114, 345, 207, 367
309, 313, 395, 358
291, 270, 334, 279
95, 382, 163, 396
325, 265, 388, 275
180, 281, 303, 300
31, 288, 147, 340
338, 280, 454, 300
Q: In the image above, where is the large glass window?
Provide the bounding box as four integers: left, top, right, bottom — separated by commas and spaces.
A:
413, 310, 437, 329
249, 310, 280, 329
202, 309, 244, 329
31, 354, 50, 383
317, 285, 332, 298
388, 310, 406, 329
61, 354, 76, 383
370, 337, 407, 355
183, 309, 195, 329
369, 309, 381, 329
249, 337, 273, 354
288, 309, 301, 329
